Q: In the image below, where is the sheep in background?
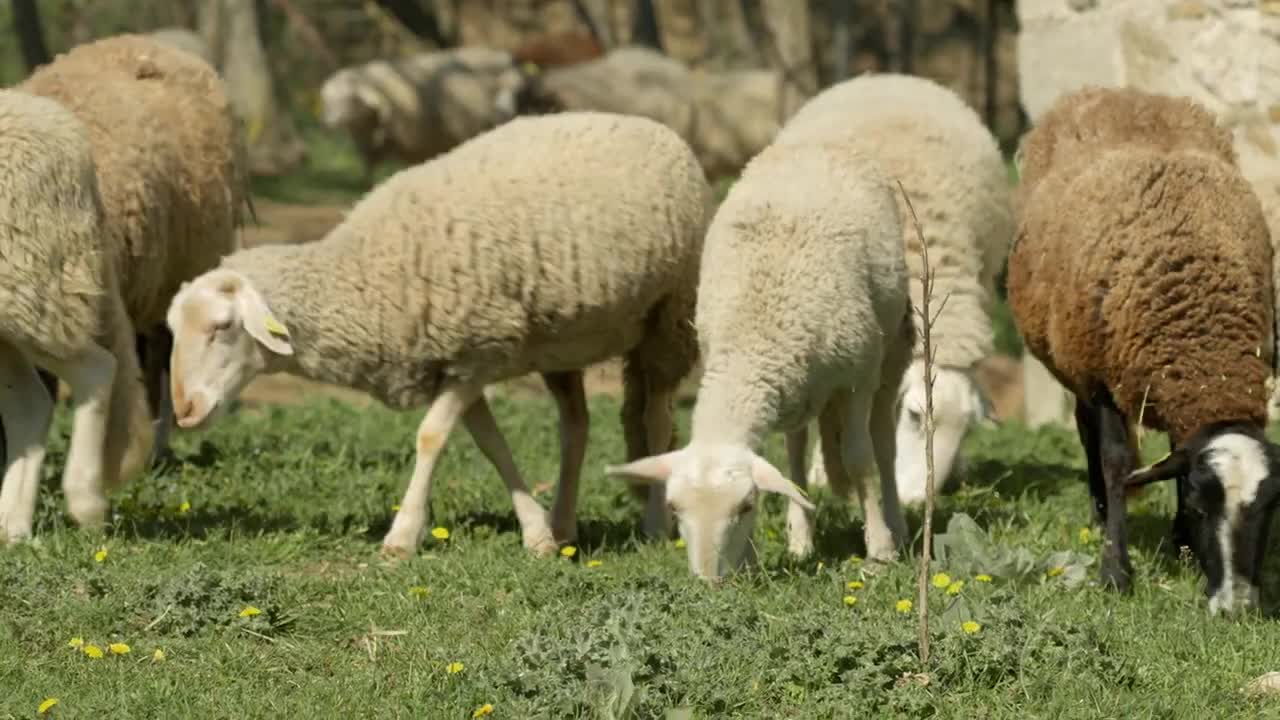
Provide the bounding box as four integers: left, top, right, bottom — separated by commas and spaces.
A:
791, 74, 1014, 505
164, 112, 710, 557
1008, 85, 1280, 614
606, 126, 914, 579
318, 46, 526, 183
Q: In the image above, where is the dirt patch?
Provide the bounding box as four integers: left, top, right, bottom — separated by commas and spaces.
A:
239, 198, 349, 249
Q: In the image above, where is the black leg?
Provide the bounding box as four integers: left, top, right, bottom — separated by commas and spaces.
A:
1096, 394, 1136, 592
1074, 398, 1106, 526
37, 369, 58, 405
1169, 445, 1192, 554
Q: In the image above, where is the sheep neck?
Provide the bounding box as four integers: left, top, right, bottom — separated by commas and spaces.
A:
689, 354, 778, 449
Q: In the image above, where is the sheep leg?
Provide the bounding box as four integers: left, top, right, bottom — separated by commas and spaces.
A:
138, 329, 176, 467
39, 344, 117, 530
461, 392, 559, 555
839, 386, 899, 563
869, 376, 908, 552
1088, 395, 1137, 592
381, 381, 485, 558
640, 384, 676, 540
0, 344, 54, 543
1073, 398, 1107, 526
784, 426, 814, 558
807, 434, 829, 489
543, 370, 588, 545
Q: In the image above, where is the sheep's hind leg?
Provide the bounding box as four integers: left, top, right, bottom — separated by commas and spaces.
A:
382, 381, 485, 558
543, 370, 588, 545
1085, 393, 1137, 592
461, 392, 557, 556
784, 426, 814, 558
639, 382, 676, 540
0, 344, 55, 543
39, 344, 117, 530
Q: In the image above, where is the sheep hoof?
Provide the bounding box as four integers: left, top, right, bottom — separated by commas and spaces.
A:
66, 496, 109, 532
551, 520, 578, 546
523, 528, 559, 557
0, 518, 32, 545
379, 542, 414, 562
1099, 559, 1133, 593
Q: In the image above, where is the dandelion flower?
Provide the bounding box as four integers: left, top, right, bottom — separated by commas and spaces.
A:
83, 644, 104, 659
847, 556, 863, 566
108, 642, 131, 656
472, 703, 494, 718
846, 580, 864, 590
67, 637, 84, 649
842, 595, 858, 607
409, 586, 430, 598
391, 504, 401, 512
1078, 527, 1091, 544
446, 661, 465, 674
152, 648, 166, 662
1047, 566, 1064, 578
431, 527, 450, 540
238, 606, 262, 618
816, 561, 825, 572
946, 581, 964, 596
178, 501, 191, 514
674, 538, 686, 549
38, 698, 58, 715
931, 572, 951, 589
961, 620, 981, 635
765, 529, 778, 540
560, 545, 577, 558
94, 547, 108, 563
895, 599, 913, 614
975, 573, 993, 583
586, 559, 603, 568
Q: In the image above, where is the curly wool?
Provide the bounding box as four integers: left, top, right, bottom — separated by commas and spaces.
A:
771, 72, 1014, 370
1008, 87, 1274, 444
219, 111, 709, 411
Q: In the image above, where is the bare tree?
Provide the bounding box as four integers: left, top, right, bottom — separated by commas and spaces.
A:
828, 0, 854, 83
631, 0, 664, 50
983, 0, 999, 129
899, 0, 917, 74
371, 0, 448, 47
11, 0, 51, 71
741, 0, 818, 122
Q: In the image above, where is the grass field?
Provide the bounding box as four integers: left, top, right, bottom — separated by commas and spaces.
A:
7, 388, 1280, 719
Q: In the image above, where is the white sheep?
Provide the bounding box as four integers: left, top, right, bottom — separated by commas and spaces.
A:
787, 73, 1014, 505
605, 132, 914, 579
164, 111, 710, 558
319, 46, 526, 182
0, 89, 153, 542
20, 33, 249, 480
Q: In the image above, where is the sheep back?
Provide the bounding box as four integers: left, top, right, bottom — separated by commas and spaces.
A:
772, 73, 1014, 369
0, 89, 110, 359
220, 111, 710, 410
19, 33, 246, 334
1009, 102, 1273, 442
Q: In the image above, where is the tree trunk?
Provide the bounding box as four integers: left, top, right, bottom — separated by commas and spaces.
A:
631, 0, 664, 50
201, 0, 306, 177
829, 0, 853, 83
758, 0, 818, 121
372, 0, 447, 47
12, 0, 51, 71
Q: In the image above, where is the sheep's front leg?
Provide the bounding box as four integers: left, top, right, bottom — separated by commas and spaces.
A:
1084, 394, 1137, 592
543, 370, 588, 544
0, 344, 55, 543
461, 393, 557, 556
784, 426, 814, 558
41, 345, 117, 530
641, 384, 676, 540
382, 381, 484, 558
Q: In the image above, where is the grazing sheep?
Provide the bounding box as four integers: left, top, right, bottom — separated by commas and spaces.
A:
605, 130, 914, 579
318, 46, 527, 183
1008, 85, 1280, 614
785, 73, 1013, 505
164, 111, 710, 558
0, 89, 152, 542
20, 33, 249, 477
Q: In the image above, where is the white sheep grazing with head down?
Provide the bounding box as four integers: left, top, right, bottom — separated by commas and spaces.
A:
784, 73, 1014, 506
605, 133, 914, 580
165, 111, 708, 557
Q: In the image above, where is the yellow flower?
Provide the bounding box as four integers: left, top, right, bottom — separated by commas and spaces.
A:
765, 529, 778, 540
816, 561, 825, 571
1047, 566, 1064, 578
38, 698, 58, 714
238, 606, 262, 618
586, 559, 603, 568
83, 644, 104, 659
152, 648, 166, 662
560, 545, 577, 558
975, 574, 993, 583
674, 538, 686, 549
946, 581, 964, 596
846, 580, 864, 590
431, 527, 450, 540
67, 637, 84, 649
472, 704, 494, 718
842, 595, 858, 607
961, 620, 981, 635
391, 503, 401, 511
446, 661, 465, 674
895, 599, 913, 614
178, 501, 191, 514
931, 572, 951, 588
847, 556, 863, 566
1078, 527, 1091, 544
409, 586, 430, 598
108, 642, 131, 655
94, 547, 108, 563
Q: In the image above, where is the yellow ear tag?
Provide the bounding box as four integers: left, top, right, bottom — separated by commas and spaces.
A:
263, 315, 289, 337
521, 61, 540, 76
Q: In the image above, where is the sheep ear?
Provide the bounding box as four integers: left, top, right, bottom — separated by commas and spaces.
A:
973, 384, 999, 428
605, 450, 683, 487
1126, 449, 1189, 487
234, 281, 294, 357
750, 453, 815, 510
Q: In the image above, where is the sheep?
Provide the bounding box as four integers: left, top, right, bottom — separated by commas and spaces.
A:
318, 46, 527, 183
782, 73, 1013, 505
163, 111, 710, 558
1007, 85, 1280, 614
0, 89, 154, 542
513, 45, 783, 181
605, 127, 915, 580
19, 33, 249, 484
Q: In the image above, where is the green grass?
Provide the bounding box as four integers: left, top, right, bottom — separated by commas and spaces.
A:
7, 392, 1280, 718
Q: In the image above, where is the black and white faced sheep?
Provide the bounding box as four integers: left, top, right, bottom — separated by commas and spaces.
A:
1008, 85, 1280, 614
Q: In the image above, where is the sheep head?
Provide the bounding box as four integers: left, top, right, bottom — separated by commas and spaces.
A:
605, 443, 814, 581
893, 361, 995, 505
166, 269, 294, 430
